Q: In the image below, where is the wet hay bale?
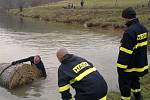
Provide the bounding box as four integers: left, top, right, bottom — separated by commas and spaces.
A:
0, 63, 42, 89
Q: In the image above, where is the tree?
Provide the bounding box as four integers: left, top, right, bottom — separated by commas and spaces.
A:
0, 0, 63, 10
0, 0, 13, 10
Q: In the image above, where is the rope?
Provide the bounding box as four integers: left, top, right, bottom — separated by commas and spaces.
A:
0, 64, 12, 77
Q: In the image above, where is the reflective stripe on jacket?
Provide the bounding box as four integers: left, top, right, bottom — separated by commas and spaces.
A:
58, 54, 108, 100
117, 18, 149, 77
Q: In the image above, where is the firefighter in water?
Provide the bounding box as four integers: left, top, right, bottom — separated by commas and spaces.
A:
11, 55, 47, 78
117, 7, 149, 100
57, 48, 108, 100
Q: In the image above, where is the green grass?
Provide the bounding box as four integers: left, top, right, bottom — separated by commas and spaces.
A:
85, 0, 148, 8
140, 72, 150, 99
107, 91, 120, 100
107, 72, 150, 100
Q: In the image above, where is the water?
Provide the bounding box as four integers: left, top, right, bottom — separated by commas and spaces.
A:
0, 14, 149, 100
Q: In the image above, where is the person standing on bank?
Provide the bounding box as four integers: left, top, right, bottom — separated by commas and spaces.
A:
80, 0, 84, 7
57, 48, 108, 100
11, 55, 47, 78
117, 7, 149, 100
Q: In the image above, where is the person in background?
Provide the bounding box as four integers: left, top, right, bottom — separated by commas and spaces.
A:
117, 7, 149, 100
57, 48, 107, 100
11, 55, 47, 78
81, 0, 84, 7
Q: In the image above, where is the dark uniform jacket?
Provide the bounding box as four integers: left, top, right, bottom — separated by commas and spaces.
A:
12, 56, 47, 78
117, 18, 149, 78
58, 54, 107, 100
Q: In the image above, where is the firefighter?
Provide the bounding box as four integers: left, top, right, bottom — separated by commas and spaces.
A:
117, 7, 149, 100
11, 55, 47, 78
57, 48, 108, 100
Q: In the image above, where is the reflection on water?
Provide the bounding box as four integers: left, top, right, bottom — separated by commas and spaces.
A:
8, 80, 44, 98
0, 14, 149, 100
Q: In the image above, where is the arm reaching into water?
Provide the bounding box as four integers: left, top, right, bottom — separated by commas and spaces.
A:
11, 56, 47, 78
11, 56, 34, 65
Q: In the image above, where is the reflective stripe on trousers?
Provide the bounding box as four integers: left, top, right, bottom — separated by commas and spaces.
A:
99, 96, 107, 100
71, 95, 107, 100
121, 96, 131, 100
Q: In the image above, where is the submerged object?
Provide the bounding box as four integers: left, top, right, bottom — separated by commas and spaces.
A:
0, 63, 42, 89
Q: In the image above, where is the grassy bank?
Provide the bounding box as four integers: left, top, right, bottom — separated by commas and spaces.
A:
9, 0, 150, 29
108, 70, 150, 100
107, 71, 150, 100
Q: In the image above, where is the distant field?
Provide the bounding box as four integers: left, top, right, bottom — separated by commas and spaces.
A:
84, 0, 148, 8
45, 0, 149, 8
9, 0, 150, 29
